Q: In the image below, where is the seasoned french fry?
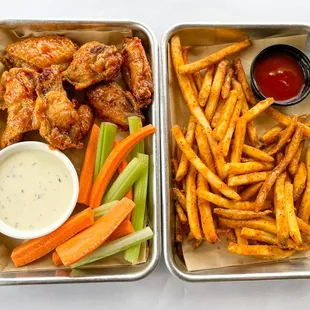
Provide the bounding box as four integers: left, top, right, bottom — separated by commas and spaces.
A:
218, 218, 277, 234
213, 208, 271, 220
240, 98, 274, 123
172, 125, 240, 200
226, 162, 274, 175
241, 157, 256, 163
221, 67, 234, 99
256, 126, 304, 209
193, 72, 203, 91
266, 116, 297, 156
240, 182, 263, 201
197, 173, 219, 243
211, 98, 225, 128
230, 120, 247, 165
260, 124, 284, 146
276, 152, 284, 164
175, 116, 196, 182
297, 217, 310, 235
182, 47, 199, 99
293, 162, 307, 201
205, 60, 228, 122
298, 148, 310, 222
185, 164, 202, 240
233, 57, 256, 105
219, 96, 242, 157
213, 89, 238, 141
173, 188, 186, 211
198, 65, 214, 107
285, 180, 302, 246
176, 202, 187, 225
240, 227, 278, 245
178, 39, 251, 74
192, 239, 202, 249
175, 215, 183, 243
242, 144, 274, 162
226, 230, 237, 243
289, 140, 305, 175
235, 228, 248, 245
171, 158, 179, 178
228, 172, 269, 187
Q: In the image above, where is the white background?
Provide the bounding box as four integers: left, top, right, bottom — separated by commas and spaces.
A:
2, 0, 310, 309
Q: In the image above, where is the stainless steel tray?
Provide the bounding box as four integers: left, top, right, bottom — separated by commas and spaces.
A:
161, 23, 310, 282
0, 19, 160, 285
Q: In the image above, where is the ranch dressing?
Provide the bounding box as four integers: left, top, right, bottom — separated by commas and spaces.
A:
0, 150, 73, 231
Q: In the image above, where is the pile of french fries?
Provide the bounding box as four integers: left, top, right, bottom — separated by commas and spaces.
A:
171, 35, 310, 261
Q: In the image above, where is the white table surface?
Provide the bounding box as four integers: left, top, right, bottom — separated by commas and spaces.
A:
1, 0, 310, 308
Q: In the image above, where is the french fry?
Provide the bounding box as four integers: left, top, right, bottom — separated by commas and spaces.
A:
293, 162, 307, 201
297, 217, 310, 235
185, 164, 202, 240
226, 162, 274, 175
226, 230, 237, 243
175, 215, 183, 243
230, 120, 247, 165
213, 208, 271, 220
240, 182, 263, 201
198, 65, 214, 107
284, 180, 302, 246
289, 140, 305, 176
240, 227, 278, 245
192, 239, 202, 249
171, 158, 179, 178
232, 57, 256, 105
266, 116, 297, 156
205, 60, 228, 122
173, 188, 186, 211
260, 124, 284, 146
242, 144, 274, 162
193, 72, 203, 91
178, 39, 251, 74
213, 89, 238, 141
240, 98, 274, 123
228, 172, 269, 187
219, 96, 243, 157
176, 202, 187, 226
218, 218, 277, 234
241, 157, 256, 163
197, 173, 219, 243
175, 116, 196, 182
227, 242, 295, 259
256, 126, 304, 209
298, 148, 310, 222
221, 67, 234, 99
182, 47, 199, 99
187, 231, 195, 241
276, 152, 284, 164
211, 98, 225, 128
235, 228, 248, 245
172, 125, 240, 200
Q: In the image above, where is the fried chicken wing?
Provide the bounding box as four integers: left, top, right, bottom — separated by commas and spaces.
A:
122, 37, 153, 108
35, 66, 93, 150
3, 35, 77, 72
63, 41, 123, 90
0, 68, 39, 148
87, 81, 144, 129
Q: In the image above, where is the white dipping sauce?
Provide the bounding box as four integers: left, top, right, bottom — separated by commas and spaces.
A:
0, 150, 73, 231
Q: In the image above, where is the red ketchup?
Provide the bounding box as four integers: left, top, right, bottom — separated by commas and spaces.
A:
254, 53, 305, 101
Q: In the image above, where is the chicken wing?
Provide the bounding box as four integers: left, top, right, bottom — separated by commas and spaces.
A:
122, 37, 153, 108
63, 41, 123, 90
0, 68, 39, 148
2, 35, 77, 72
35, 66, 93, 150
87, 81, 144, 129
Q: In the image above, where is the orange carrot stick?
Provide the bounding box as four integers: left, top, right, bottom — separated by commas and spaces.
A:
56, 198, 135, 266
11, 208, 94, 267
89, 125, 156, 209
51, 219, 134, 266
78, 124, 100, 205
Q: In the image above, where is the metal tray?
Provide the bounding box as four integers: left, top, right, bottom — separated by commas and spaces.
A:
161, 23, 310, 282
0, 19, 160, 285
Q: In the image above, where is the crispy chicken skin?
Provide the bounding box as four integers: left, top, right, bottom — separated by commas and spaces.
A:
122, 37, 153, 108
0, 68, 39, 148
87, 81, 144, 129
2, 35, 77, 72
35, 66, 93, 150
63, 41, 123, 90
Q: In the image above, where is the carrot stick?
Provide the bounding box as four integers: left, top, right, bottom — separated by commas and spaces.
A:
51, 219, 134, 266
89, 125, 156, 209
78, 124, 100, 205
56, 198, 135, 266
11, 208, 94, 267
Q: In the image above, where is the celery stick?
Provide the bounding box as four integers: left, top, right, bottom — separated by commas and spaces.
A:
71, 227, 153, 268
94, 124, 105, 180
124, 153, 149, 264
128, 116, 144, 157
99, 122, 117, 168
103, 157, 147, 203
94, 201, 119, 220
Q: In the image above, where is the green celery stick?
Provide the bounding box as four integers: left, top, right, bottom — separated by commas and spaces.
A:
99, 122, 117, 168
103, 157, 147, 203
124, 153, 149, 264
71, 227, 153, 268
94, 124, 105, 180
94, 201, 119, 220
128, 116, 144, 157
